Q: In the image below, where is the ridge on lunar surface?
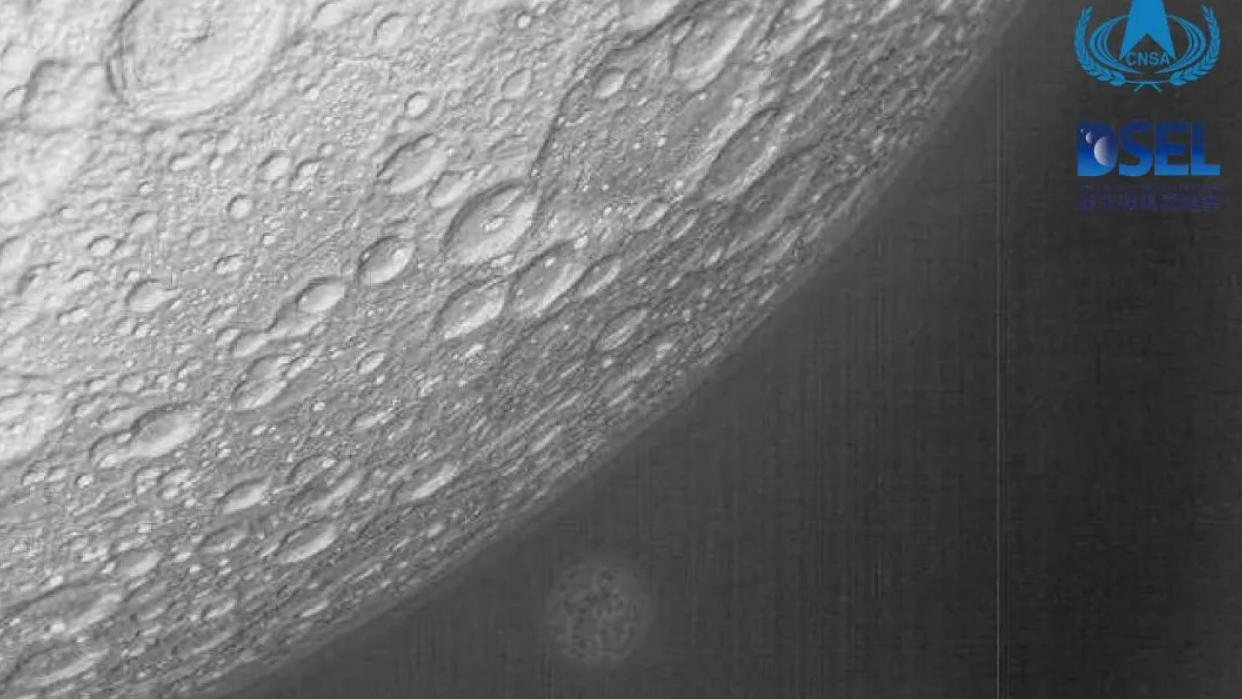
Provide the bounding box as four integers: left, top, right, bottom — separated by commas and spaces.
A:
0, 0, 1023, 697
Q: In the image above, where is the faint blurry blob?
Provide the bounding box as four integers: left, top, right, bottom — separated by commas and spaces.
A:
542, 551, 655, 671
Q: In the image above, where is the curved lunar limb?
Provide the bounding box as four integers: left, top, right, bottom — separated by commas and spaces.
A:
0, 0, 1024, 697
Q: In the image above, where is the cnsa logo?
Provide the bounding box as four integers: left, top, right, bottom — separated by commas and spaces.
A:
1076, 0, 1219, 92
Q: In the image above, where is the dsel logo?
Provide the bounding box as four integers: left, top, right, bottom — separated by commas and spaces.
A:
1077, 120, 1221, 176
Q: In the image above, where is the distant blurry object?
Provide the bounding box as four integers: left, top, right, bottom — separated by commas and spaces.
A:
542, 551, 655, 670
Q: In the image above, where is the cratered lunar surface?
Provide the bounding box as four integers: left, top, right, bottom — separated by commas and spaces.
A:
0, 0, 1022, 697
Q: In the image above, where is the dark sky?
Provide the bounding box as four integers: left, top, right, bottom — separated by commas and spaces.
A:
218, 2, 1242, 697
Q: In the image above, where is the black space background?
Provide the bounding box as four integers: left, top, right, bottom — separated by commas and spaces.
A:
214, 2, 1242, 697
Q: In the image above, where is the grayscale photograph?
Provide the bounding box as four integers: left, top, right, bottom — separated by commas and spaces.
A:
0, 0, 1237, 697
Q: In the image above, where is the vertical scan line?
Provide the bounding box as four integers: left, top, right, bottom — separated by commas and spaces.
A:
993, 55, 1006, 699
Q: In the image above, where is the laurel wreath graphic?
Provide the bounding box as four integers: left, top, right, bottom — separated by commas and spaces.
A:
1075, 5, 1219, 90
1168, 7, 1219, 86
1076, 8, 1127, 87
